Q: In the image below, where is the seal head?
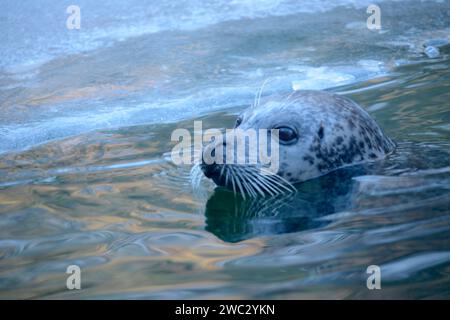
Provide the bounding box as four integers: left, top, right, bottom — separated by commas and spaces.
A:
200, 90, 395, 195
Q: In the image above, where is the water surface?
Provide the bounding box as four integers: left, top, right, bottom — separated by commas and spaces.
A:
1, 0, 450, 299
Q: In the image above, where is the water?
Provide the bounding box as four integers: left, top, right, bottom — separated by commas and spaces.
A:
1, 0, 450, 299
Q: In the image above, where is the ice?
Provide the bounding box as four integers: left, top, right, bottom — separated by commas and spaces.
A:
1, 0, 450, 154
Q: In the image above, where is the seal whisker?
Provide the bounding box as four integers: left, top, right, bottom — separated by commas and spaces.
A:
278, 95, 302, 110
278, 90, 297, 109
236, 166, 256, 198
219, 164, 225, 182
229, 166, 238, 198
235, 166, 251, 196
253, 78, 272, 108
257, 174, 284, 195
242, 166, 284, 196
259, 168, 297, 193
236, 166, 267, 197
242, 178, 257, 198
225, 166, 230, 187
190, 164, 202, 189
247, 168, 283, 196
242, 174, 257, 198
266, 176, 296, 193
231, 166, 247, 199
236, 166, 260, 198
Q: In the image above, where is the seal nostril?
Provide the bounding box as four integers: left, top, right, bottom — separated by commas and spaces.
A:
206, 142, 227, 165
200, 161, 219, 179
318, 125, 324, 140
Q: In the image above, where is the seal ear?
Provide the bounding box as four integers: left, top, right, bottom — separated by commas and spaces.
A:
318, 124, 324, 140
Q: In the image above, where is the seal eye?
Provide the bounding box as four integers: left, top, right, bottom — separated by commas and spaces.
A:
235, 117, 243, 128
275, 126, 298, 144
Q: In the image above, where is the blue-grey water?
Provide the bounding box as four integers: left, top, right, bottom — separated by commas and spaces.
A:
0, 0, 449, 299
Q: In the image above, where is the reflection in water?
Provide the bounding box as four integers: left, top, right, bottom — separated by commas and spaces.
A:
205, 166, 367, 242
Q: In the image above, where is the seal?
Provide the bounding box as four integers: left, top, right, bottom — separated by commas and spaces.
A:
199, 90, 395, 196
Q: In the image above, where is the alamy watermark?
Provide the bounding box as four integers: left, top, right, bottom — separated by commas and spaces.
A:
66, 265, 81, 290
366, 265, 381, 289
66, 5, 81, 30
367, 4, 381, 30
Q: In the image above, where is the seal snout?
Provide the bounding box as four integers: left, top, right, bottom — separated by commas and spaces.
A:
200, 141, 225, 181
200, 161, 220, 179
